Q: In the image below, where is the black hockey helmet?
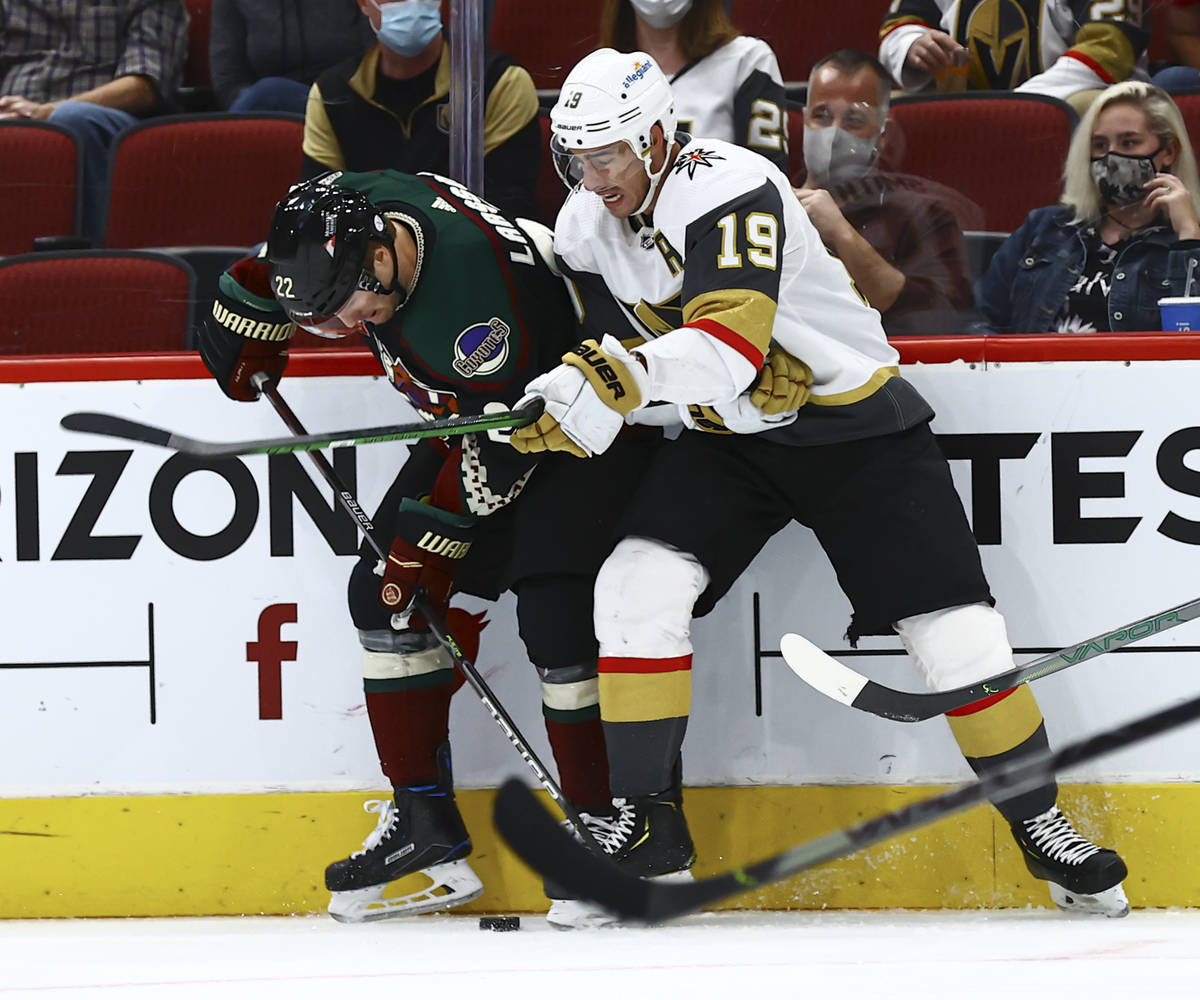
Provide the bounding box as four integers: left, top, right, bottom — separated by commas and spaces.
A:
266, 174, 399, 332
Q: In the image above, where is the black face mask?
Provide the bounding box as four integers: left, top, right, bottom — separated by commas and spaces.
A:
1090, 144, 1163, 207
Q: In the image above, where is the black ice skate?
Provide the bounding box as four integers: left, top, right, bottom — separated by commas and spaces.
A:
547, 789, 697, 929
1011, 806, 1129, 918
325, 745, 482, 922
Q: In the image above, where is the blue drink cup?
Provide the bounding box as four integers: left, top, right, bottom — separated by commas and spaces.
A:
1159, 297, 1200, 331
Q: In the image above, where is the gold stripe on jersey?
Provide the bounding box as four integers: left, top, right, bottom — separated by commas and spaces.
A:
629, 293, 684, 337
682, 288, 776, 359
947, 685, 1044, 759
880, 14, 932, 41
599, 672, 691, 723
808, 365, 900, 407
1069, 22, 1137, 84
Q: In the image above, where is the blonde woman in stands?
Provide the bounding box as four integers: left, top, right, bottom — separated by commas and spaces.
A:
600, 0, 787, 171
978, 81, 1200, 334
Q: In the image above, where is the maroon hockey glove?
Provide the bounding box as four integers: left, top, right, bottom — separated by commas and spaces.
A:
197, 256, 295, 401
380, 499, 475, 628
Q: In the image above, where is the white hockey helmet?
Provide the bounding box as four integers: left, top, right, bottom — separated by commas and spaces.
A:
550, 48, 678, 213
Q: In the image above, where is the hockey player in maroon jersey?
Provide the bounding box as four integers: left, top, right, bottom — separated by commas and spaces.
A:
197, 169, 661, 923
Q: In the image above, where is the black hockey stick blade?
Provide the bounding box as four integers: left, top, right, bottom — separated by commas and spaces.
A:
60, 398, 545, 457
494, 689, 1200, 923
780, 595, 1200, 722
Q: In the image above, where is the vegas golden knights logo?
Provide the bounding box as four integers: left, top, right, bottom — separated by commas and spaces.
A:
961, 0, 1036, 91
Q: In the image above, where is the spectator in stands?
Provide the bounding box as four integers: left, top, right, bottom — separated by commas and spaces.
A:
0, 0, 189, 245
879, 1, 1150, 113
1152, 1, 1200, 94
795, 50, 977, 336
600, 0, 787, 172
977, 82, 1200, 334
303, 0, 539, 220
210, 0, 373, 114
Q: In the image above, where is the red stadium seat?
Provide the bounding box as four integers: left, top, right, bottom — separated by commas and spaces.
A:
490, 0, 606, 91
103, 114, 304, 249
0, 251, 195, 355
884, 93, 1077, 232
786, 103, 805, 185
0, 121, 81, 256
731, 0, 895, 84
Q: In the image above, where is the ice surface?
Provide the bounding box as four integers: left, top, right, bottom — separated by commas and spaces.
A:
1, 909, 1196, 998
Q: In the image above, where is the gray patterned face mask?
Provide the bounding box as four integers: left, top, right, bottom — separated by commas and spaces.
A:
1090, 146, 1162, 207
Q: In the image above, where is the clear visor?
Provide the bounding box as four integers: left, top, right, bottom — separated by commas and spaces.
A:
551, 135, 646, 188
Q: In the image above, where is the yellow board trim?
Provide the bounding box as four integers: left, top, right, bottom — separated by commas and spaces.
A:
598, 669, 691, 722
946, 685, 1044, 759
3, 784, 1198, 918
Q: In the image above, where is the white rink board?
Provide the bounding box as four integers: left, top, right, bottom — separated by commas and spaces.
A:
2, 361, 1199, 795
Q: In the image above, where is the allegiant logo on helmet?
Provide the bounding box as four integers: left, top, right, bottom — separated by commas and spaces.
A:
623, 60, 654, 89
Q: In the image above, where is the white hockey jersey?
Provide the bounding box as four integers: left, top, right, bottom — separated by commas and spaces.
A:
553, 138, 933, 446
669, 36, 788, 174
879, 0, 1150, 100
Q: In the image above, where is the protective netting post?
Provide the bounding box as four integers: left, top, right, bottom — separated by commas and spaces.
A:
448, 0, 485, 196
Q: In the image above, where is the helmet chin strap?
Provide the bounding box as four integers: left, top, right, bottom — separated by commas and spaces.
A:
632, 128, 674, 216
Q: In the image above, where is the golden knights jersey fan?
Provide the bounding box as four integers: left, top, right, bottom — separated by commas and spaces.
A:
514, 48, 1131, 922
880, 0, 1149, 100
196, 169, 663, 925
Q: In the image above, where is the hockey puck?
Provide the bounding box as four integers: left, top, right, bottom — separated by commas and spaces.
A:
478, 915, 521, 931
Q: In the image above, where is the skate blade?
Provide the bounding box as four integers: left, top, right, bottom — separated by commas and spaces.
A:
327, 858, 484, 923
546, 868, 695, 930
1048, 880, 1130, 918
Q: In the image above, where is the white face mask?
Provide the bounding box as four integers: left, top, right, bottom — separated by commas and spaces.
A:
629, 0, 693, 30
802, 124, 880, 188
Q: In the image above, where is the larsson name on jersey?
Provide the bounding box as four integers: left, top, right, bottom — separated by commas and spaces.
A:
422, 171, 537, 267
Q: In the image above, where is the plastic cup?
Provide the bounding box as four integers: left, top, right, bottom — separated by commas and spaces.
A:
1158, 297, 1200, 331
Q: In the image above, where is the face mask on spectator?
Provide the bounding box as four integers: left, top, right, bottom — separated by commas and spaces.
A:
802, 124, 880, 188
1090, 147, 1162, 207
371, 0, 443, 58
629, 0, 693, 29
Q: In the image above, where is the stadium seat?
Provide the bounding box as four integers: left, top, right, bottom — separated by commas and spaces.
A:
0, 251, 195, 355
786, 103, 805, 185
490, 0, 606, 91
103, 114, 304, 249
964, 230, 1010, 282
731, 0, 894, 84
0, 121, 81, 257
885, 93, 1077, 232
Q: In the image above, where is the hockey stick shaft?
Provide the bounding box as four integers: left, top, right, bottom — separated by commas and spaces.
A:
60, 397, 543, 457
494, 687, 1200, 923
780, 595, 1200, 722
254, 378, 596, 843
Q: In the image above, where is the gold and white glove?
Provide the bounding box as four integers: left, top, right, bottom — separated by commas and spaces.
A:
750, 345, 813, 414
511, 335, 647, 457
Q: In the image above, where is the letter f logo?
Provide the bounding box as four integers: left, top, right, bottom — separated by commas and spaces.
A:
247, 604, 298, 720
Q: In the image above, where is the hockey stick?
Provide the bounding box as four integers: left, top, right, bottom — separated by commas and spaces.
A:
253, 376, 597, 845
778, 596, 1200, 723
494, 688, 1200, 923
59, 398, 544, 457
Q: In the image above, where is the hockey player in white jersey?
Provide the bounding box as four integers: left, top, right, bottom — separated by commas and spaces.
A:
512, 47, 1131, 922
